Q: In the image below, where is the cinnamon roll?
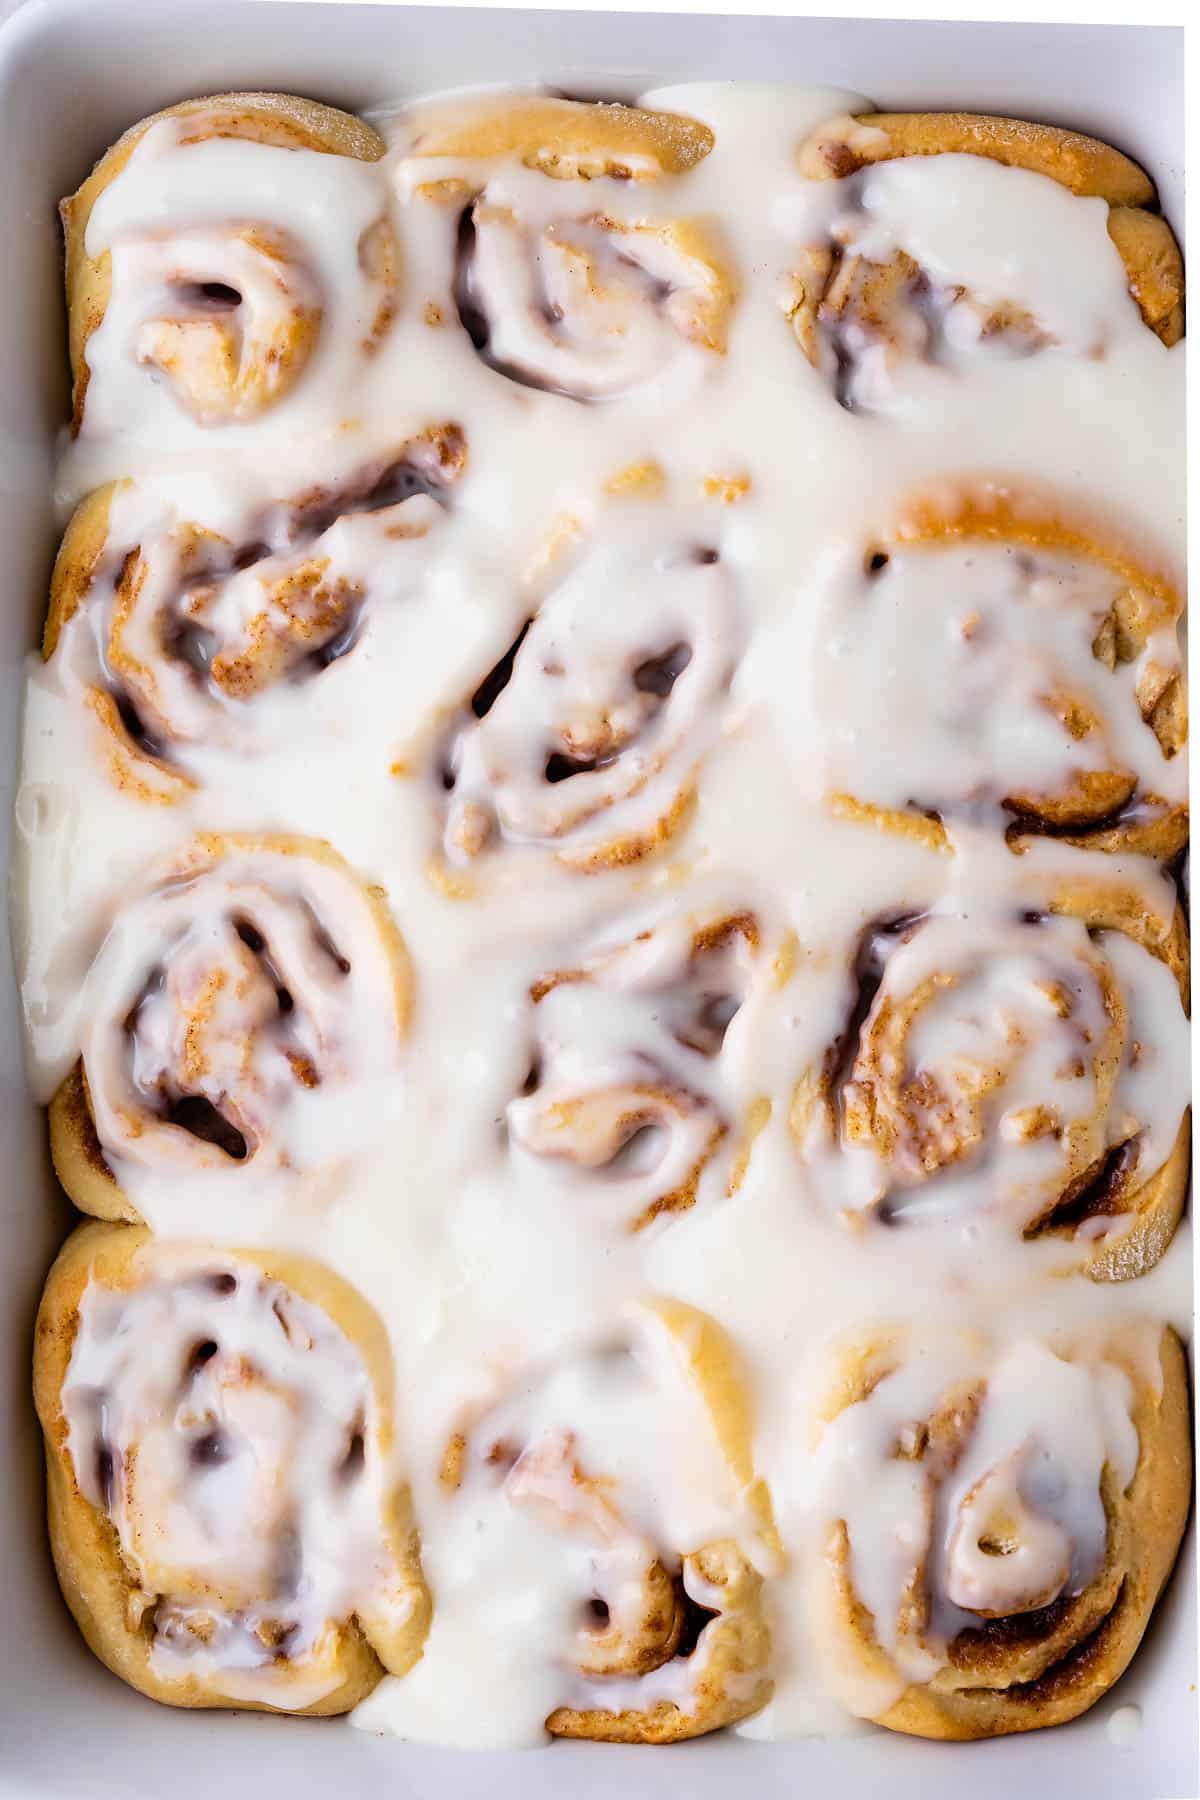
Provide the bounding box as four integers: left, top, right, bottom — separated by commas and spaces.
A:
791, 881, 1190, 1279
63, 93, 396, 436
44, 426, 465, 796
806, 1322, 1190, 1738
34, 1221, 429, 1713
48, 833, 409, 1228
508, 907, 771, 1231
788, 113, 1183, 410
437, 1297, 774, 1741
396, 95, 733, 402
13, 75, 1191, 1753
439, 492, 741, 872
816, 489, 1187, 859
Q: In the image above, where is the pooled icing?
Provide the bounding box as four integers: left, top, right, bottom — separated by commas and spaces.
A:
13, 79, 1188, 1742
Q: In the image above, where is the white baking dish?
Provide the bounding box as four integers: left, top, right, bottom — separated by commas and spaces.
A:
0, 2, 1191, 1794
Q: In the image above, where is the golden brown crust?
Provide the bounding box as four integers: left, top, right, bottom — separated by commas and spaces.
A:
796, 112, 1182, 345
42, 483, 121, 660
829, 790, 951, 856
404, 94, 714, 180
48, 1064, 134, 1224
645, 1296, 778, 1546
891, 486, 1182, 623
1044, 879, 1191, 1282
1037, 883, 1189, 1281
1046, 875, 1189, 1006
565, 782, 698, 875
802, 112, 1155, 203
62, 93, 386, 434
47, 831, 411, 1224
34, 1220, 429, 1714
1106, 207, 1186, 347
41, 481, 196, 807
404, 100, 731, 415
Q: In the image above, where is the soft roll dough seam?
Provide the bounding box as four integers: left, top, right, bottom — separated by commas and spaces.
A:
806, 1322, 1191, 1739
34, 1219, 430, 1713
62, 92, 392, 435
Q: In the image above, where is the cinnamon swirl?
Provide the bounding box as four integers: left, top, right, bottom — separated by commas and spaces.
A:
438, 487, 741, 872
44, 426, 465, 797
792, 879, 1190, 1279
435, 1297, 775, 1741
395, 95, 733, 402
48, 833, 409, 1229
63, 93, 396, 438
508, 906, 773, 1231
12, 75, 1189, 1753
788, 113, 1183, 410
815, 489, 1187, 859
34, 1221, 429, 1712
806, 1322, 1190, 1738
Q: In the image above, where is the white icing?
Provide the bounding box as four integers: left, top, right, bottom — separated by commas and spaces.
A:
847, 159, 1132, 347
73, 837, 408, 1237
503, 903, 761, 1232
1107, 1701, 1143, 1745
453, 170, 724, 402
12, 79, 1188, 1744
443, 509, 741, 865
359, 1300, 765, 1745
781, 152, 1152, 412
795, 907, 1190, 1242
801, 1334, 1140, 1711
810, 539, 1184, 830
79, 117, 394, 447
63, 1249, 411, 1707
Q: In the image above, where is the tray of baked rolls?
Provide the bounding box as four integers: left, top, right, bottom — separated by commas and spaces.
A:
0, 4, 1190, 1797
